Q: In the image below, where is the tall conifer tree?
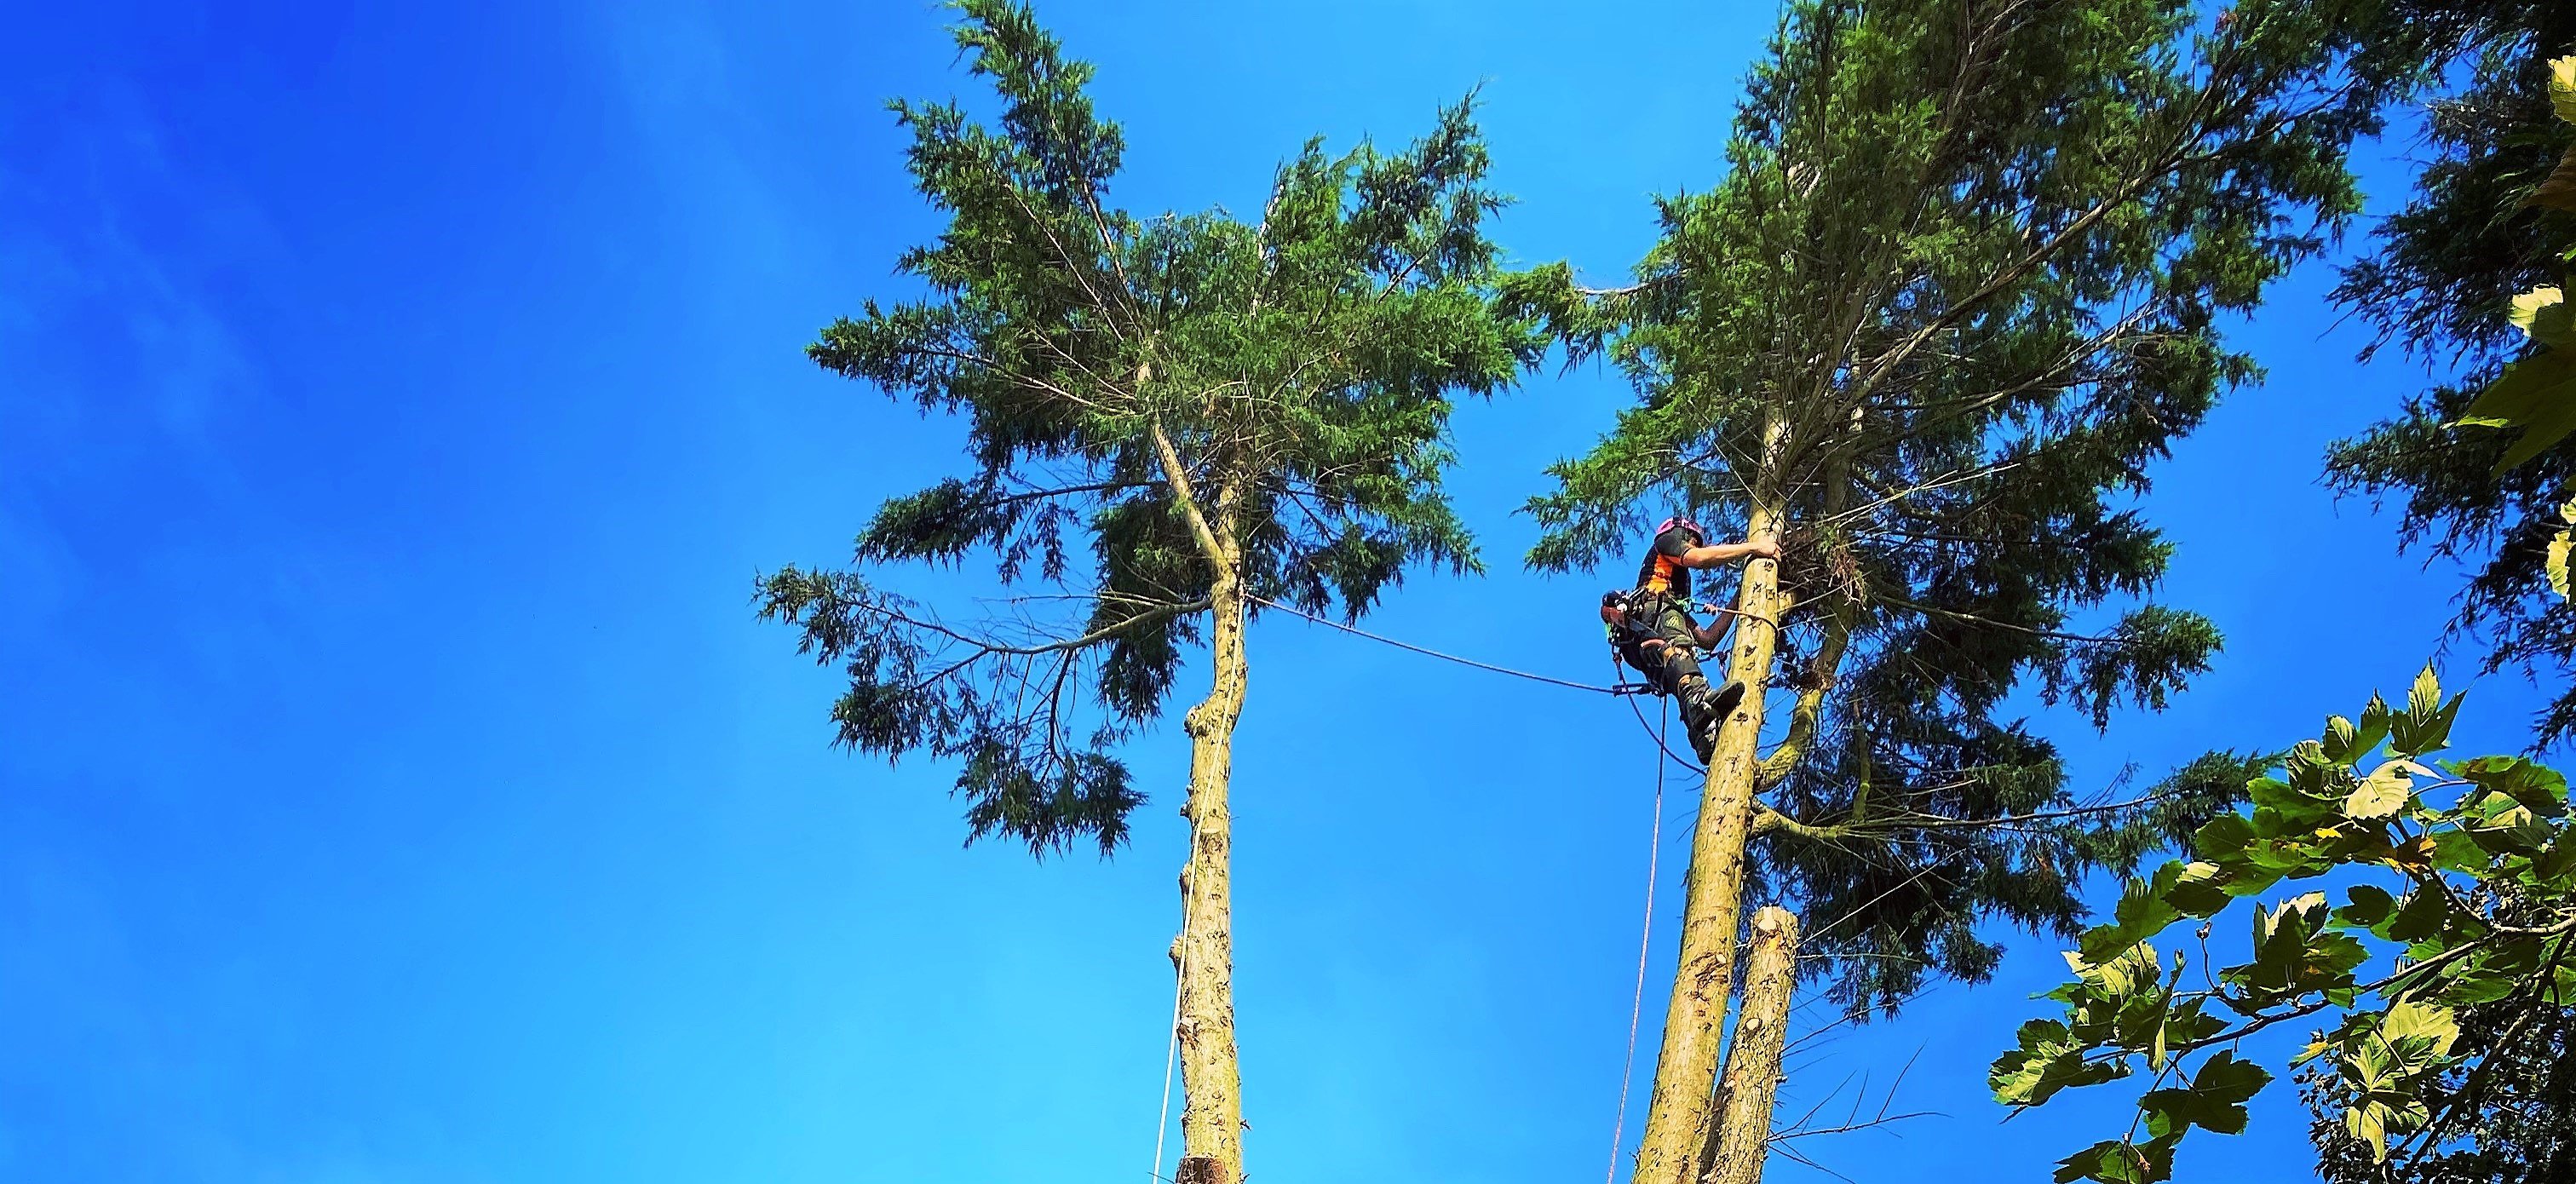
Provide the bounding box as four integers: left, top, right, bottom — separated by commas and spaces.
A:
2324, 3, 2576, 743
1513, 3, 2381, 1181
757, 6, 1538, 1181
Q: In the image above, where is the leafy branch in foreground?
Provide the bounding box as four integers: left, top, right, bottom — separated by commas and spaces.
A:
1993, 667, 2576, 1183
2302, 990, 2576, 1184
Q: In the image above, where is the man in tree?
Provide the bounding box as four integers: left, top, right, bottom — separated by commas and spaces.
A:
1509, 3, 2384, 1181
1603, 517, 1780, 758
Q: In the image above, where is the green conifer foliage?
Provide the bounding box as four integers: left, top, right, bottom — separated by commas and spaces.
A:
756, 6, 1539, 1181
2324, 4, 2576, 743
1510, 3, 2383, 1181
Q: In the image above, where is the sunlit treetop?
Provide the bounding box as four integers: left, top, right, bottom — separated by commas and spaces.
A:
1509, 0, 2388, 1011
760, 0, 1544, 855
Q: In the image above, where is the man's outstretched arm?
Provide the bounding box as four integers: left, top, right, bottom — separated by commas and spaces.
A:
1679, 536, 1780, 568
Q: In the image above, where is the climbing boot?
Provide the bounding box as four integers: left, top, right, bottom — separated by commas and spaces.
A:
1681, 705, 1718, 762
1680, 679, 1745, 761
1666, 675, 1723, 762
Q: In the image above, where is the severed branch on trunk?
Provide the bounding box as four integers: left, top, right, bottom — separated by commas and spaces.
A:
1702, 907, 1804, 1184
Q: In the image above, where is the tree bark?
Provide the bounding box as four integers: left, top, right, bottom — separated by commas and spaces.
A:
1629, 481, 1790, 1184
1172, 561, 1248, 1184
1701, 906, 1801, 1184
1144, 411, 1251, 1184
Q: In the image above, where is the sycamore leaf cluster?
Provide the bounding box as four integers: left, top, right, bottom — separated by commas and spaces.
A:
2325, 8, 2576, 745
1994, 668, 2576, 1182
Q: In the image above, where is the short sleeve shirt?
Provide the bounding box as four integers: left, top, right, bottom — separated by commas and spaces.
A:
1636, 526, 1699, 599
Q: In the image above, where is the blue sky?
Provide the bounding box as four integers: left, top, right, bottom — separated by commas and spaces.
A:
0, 2, 2548, 1181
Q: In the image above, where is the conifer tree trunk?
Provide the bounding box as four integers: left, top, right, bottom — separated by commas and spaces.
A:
791, 42, 1538, 1182
1172, 556, 1248, 1184
1630, 465, 1790, 1184
1701, 906, 1800, 1184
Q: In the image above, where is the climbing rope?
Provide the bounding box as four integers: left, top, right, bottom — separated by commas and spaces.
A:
1602, 693, 1670, 1184
1148, 848, 1199, 1182
1204, 594, 1723, 1184
1613, 653, 1709, 774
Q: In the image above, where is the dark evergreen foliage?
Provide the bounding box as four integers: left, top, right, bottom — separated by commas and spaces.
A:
758, 0, 1540, 855
2326, 1, 2576, 744
1516, 0, 2382, 1013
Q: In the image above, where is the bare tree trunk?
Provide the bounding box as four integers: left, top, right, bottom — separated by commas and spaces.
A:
1144, 415, 1251, 1184
1629, 474, 1791, 1184
1701, 906, 1801, 1184
1172, 562, 1248, 1184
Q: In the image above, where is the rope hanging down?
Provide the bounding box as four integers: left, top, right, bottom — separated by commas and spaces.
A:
1147, 865, 1198, 1183
1602, 693, 1670, 1184
1220, 591, 1711, 1184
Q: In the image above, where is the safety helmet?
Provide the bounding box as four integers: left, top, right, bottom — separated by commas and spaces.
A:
1655, 515, 1706, 543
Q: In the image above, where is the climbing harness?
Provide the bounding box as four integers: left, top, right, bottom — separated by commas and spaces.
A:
1600, 588, 1659, 644
1603, 587, 1739, 764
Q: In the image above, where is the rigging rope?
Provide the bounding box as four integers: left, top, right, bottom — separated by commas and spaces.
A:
1246, 595, 1644, 695
1245, 592, 1718, 772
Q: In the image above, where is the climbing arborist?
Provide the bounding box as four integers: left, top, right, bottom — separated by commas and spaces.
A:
1601, 515, 1780, 760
